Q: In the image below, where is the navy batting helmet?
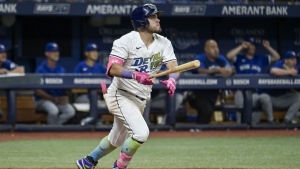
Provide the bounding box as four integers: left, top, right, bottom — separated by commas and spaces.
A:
131, 4, 163, 30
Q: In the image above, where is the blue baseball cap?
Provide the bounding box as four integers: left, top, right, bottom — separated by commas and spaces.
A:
85, 43, 99, 52
244, 37, 258, 45
45, 42, 59, 52
284, 51, 296, 59
0, 44, 6, 52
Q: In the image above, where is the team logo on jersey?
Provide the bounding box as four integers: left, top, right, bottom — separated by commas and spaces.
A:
132, 52, 163, 73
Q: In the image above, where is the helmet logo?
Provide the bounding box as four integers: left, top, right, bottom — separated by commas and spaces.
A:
144, 4, 157, 12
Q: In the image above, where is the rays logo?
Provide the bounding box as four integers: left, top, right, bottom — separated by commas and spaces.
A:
132, 52, 163, 73
165, 28, 199, 50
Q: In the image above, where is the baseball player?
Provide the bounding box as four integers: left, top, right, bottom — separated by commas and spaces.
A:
226, 37, 280, 124
76, 4, 179, 169
266, 51, 300, 124
35, 42, 75, 125
0, 43, 24, 74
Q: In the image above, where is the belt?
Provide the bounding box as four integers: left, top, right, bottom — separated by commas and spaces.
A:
118, 89, 146, 101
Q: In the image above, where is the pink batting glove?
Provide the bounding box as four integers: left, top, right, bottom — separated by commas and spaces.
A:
160, 78, 176, 97
100, 82, 107, 94
133, 72, 154, 85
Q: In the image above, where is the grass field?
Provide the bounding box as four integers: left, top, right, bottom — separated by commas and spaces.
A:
1, 136, 300, 169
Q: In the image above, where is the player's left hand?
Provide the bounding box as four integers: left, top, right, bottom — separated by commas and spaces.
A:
160, 78, 176, 97
262, 40, 270, 48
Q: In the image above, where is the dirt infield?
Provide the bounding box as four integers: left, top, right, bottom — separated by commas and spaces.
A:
0, 129, 299, 142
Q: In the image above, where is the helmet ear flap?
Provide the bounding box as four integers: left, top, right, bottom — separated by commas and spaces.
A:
131, 19, 149, 30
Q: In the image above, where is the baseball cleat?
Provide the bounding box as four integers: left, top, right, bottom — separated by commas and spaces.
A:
112, 160, 126, 169
76, 156, 97, 169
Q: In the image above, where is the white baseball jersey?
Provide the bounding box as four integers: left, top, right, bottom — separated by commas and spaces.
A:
108, 31, 177, 99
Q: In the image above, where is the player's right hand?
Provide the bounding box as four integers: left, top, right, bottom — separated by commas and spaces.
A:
241, 42, 249, 49
0, 68, 8, 74
133, 72, 154, 85
219, 68, 232, 77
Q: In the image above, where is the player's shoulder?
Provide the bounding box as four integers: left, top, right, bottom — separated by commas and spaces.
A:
114, 31, 136, 43
4, 59, 13, 64
154, 33, 172, 44
272, 59, 284, 68
195, 53, 206, 59
3, 59, 17, 70
218, 54, 227, 60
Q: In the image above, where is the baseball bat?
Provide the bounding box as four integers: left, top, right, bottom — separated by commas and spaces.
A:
149, 60, 200, 79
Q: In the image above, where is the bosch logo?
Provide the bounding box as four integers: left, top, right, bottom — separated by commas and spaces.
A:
34, 3, 70, 14
226, 79, 232, 86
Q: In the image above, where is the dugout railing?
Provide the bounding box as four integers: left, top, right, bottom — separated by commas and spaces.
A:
0, 74, 300, 132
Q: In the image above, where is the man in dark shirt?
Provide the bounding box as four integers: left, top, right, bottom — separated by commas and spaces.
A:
191, 39, 233, 124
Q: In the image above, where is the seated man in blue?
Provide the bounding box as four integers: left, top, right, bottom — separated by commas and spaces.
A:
35, 42, 75, 125
0, 43, 24, 74
190, 39, 233, 124
73, 43, 107, 104
226, 37, 280, 124
73, 43, 106, 74
266, 51, 300, 124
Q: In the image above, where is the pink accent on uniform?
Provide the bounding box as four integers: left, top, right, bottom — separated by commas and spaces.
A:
160, 78, 176, 97
106, 56, 125, 78
100, 82, 107, 94
116, 152, 132, 168
133, 72, 154, 85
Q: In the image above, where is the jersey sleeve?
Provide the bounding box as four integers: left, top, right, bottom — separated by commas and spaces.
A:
110, 38, 129, 60
3, 60, 17, 71
233, 54, 243, 64
162, 39, 177, 64
271, 60, 283, 69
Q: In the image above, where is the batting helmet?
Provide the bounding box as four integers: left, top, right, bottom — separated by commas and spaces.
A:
130, 4, 164, 30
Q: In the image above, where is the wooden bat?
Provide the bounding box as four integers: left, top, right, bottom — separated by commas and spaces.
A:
149, 60, 200, 79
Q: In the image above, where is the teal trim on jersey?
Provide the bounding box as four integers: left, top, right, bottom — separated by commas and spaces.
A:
89, 136, 117, 162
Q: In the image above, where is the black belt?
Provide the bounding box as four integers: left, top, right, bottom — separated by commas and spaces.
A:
118, 89, 146, 101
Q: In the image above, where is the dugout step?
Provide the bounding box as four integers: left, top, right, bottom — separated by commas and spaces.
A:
175, 123, 248, 131
14, 124, 94, 132
0, 125, 12, 132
